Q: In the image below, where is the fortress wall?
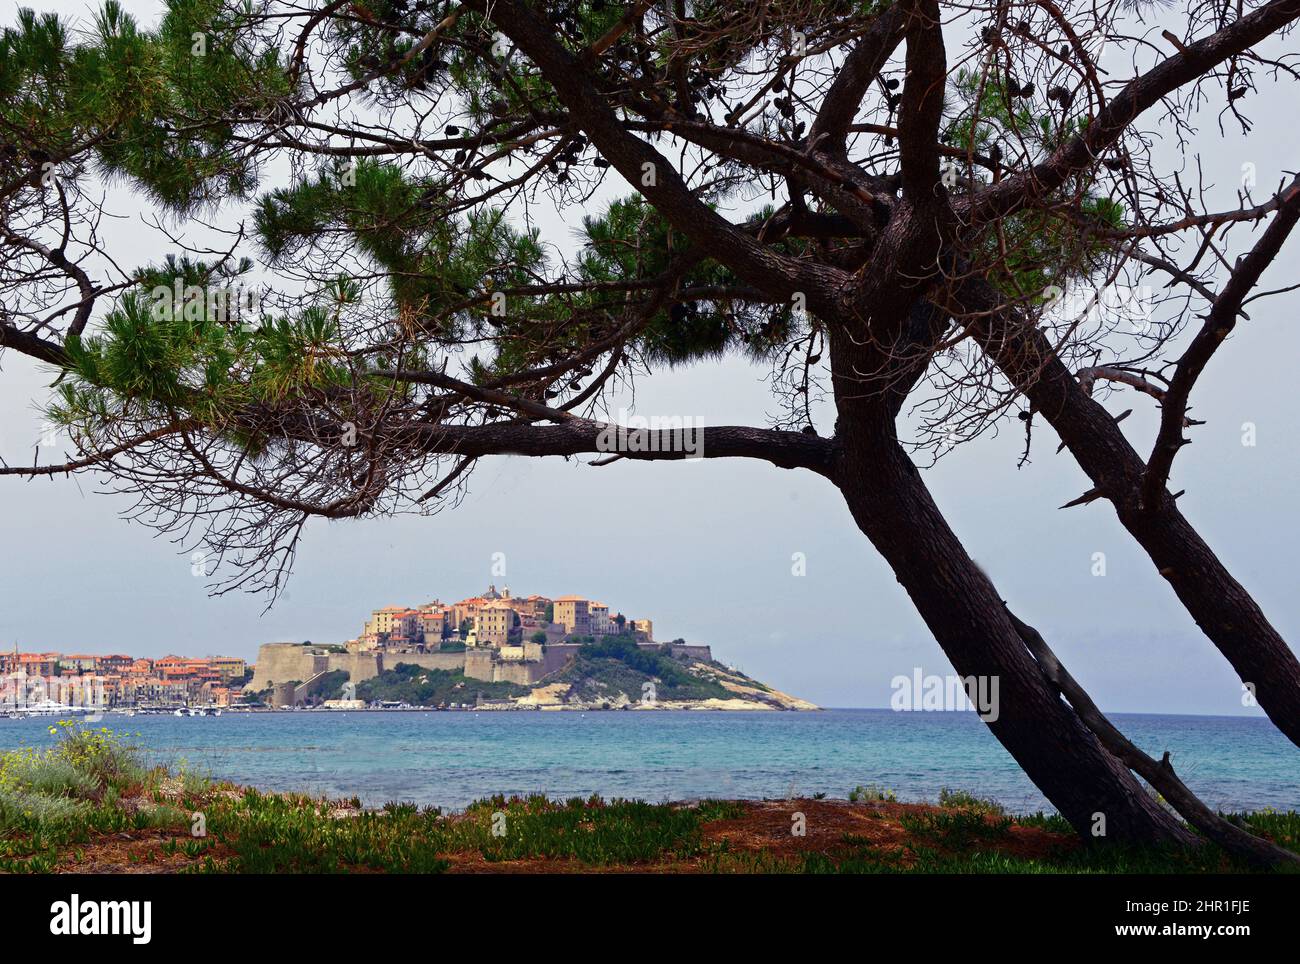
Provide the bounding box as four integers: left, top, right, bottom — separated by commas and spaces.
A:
252, 646, 463, 693
270, 682, 297, 709
541, 644, 582, 676
379, 652, 465, 674
248, 644, 322, 693
491, 661, 537, 686
644, 643, 712, 661
327, 652, 383, 681
463, 649, 495, 682
249, 639, 709, 696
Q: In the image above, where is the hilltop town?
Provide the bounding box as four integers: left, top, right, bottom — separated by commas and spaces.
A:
1, 586, 815, 713
249, 586, 815, 711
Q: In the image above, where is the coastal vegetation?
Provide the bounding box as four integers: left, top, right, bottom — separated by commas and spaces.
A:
1, 724, 1298, 874
556, 634, 733, 703
350, 665, 528, 706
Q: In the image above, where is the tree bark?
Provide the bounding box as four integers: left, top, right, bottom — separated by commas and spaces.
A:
830, 408, 1195, 844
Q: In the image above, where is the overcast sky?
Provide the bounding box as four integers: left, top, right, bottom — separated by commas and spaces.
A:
1, 1, 1297, 713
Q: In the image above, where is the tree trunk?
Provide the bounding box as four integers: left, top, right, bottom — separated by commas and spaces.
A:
1007, 608, 1299, 868
832, 412, 1195, 845
963, 284, 1300, 748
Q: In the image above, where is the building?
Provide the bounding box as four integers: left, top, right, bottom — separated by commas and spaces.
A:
364, 606, 420, 641
207, 656, 247, 681
451, 597, 488, 634
97, 654, 134, 674
631, 619, 654, 640
419, 606, 450, 643
0, 647, 253, 708
323, 698, 366, 710
474, 602, 522, 646
59, 654, 99, 674
18, 653, 60, 676
553, 596, 591, 635
589, 602, 611, 635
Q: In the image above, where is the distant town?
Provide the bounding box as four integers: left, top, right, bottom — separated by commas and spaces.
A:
0, 586, 678, 714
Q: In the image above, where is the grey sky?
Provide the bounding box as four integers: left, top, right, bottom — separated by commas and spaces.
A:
1, 1, 1297, 713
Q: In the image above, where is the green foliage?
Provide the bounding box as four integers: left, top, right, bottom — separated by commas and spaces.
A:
559, 633, 731, 701
944, 69, 1130, 298
463, 795, 725, 865
307, 670, 351, 703
52, 254, 362, 437
201, 789, 452, 873
255, 159, 546, 330
0, 721, 177, 863
577, 197, 801, 366
356, 664, 527, 705
195, 791, 741, 873
1, 1, 288, 211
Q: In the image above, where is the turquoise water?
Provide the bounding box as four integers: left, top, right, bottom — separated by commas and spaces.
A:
2, 709, 1295, 813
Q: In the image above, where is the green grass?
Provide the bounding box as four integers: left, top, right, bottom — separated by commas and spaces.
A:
184, 792, 752, 873
899, 808, 1014, 847
2, 728, 1297, 874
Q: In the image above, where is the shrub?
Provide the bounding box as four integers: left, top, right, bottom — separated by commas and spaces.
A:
938, 788, 1006, 816
850, 784, 898, 803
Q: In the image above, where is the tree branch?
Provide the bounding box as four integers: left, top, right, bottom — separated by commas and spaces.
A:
968, 0, 1300, 224
1143, 173, 1300, 504
807, 4, 906, 153
403, 419, 838, 477
897, 0, 947, 204
463, 0, 849, 313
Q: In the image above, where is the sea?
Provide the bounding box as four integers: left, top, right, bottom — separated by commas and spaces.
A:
2, 708, 1295, 814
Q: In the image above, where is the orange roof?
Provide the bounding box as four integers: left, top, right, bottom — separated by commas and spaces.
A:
554, 595, 587, 602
